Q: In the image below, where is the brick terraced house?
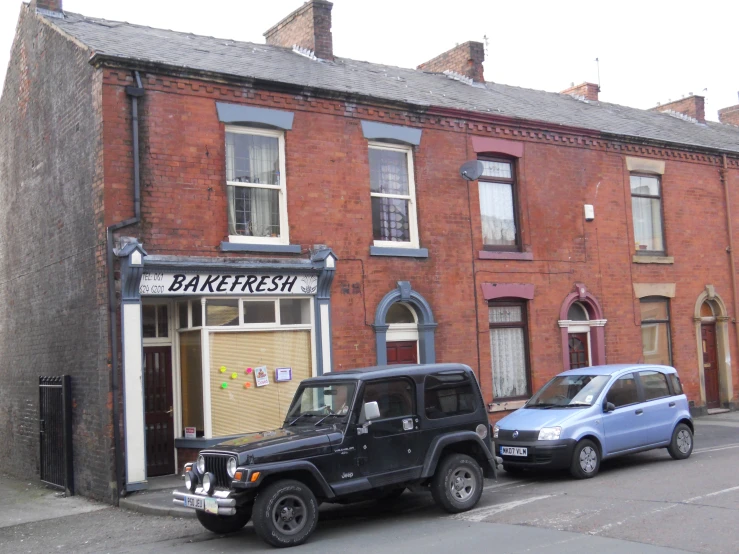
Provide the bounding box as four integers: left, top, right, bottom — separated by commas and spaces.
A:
1, 0, 739, 501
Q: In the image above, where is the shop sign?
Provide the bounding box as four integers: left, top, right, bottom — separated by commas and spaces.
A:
139, 272, 318, 296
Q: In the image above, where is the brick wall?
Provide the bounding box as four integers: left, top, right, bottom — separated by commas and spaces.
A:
101, 69, 739, 422
0, 6, 113, 501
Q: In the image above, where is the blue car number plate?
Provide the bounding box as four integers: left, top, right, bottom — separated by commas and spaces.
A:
500, 446, 527, 457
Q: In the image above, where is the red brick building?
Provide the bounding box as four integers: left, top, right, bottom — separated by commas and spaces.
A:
1, 0, 738, 501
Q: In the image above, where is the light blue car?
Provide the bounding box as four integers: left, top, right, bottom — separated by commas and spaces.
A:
493, 364, 693, 479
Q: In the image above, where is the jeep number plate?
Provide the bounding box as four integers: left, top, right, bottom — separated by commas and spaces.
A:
183, 494, 218, 514
500, 446, 527, 457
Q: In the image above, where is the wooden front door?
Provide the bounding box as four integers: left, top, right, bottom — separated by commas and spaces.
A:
144, 346, 174, 476
386, 341, 418, 365
568, 333, 589, 369
702, 323, 720, 409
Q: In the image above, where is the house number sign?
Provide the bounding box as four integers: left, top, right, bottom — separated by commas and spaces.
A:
139, 272, 318, 296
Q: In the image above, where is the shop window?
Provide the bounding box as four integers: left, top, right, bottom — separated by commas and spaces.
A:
143, 304, 169, 338
369, 143, 419, 248
180, 330, 204, 436
243, 300, 276, 325
226, 126, 288, 244
280, 298, 311, 325
640, 297, 672, 365
631, 174, 665, 255
424, 372, 476, 419
478, 158, 520, 251
206, 299, 239, 326
489, 300, 531, 399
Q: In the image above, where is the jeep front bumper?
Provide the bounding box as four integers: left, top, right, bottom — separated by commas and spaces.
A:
172, 489, 239, 516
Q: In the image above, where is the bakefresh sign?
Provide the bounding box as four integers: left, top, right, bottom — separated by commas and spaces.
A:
139, 272, 318, 296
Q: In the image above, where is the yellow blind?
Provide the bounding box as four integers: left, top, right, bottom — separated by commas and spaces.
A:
209, 331, 312, 436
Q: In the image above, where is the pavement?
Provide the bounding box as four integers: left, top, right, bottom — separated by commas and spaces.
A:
0, 410, 737, 553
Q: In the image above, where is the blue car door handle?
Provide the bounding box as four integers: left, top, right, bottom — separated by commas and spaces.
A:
635, 409, 644, 415
669, 402, 676, 407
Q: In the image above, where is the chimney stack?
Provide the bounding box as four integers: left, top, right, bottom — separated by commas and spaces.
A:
650, 95, 705, 123
264, 0, 333, 61
31, 0, 63, 14
417, 41, 485, 83
718, 94, 739, 126
561, 82, 599, 101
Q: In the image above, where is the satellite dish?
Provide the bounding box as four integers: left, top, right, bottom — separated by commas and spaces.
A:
459, 160, 484, 181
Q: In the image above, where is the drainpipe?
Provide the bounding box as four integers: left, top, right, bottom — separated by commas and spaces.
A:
720, 154, 738, 329
108, 70, 144, 503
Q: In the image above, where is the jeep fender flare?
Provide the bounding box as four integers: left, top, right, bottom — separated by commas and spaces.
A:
249, 460, 335, 499
421, 431, 497, 479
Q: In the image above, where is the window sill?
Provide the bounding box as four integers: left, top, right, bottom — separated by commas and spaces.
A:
488, 399, 527, 413
479, 251, 533, 261
632, 255, 674, 264
370, 246, 429, 258
220, 241, 301, 254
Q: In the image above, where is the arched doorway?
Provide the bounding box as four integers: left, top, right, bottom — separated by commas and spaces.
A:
558, 283, 607, 371
385, 303, 419, 364
694, 286, 733, 410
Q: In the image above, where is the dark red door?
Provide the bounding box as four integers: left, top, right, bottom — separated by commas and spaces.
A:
144, 346, 174, 476
702, 324, 720, 409
386, 341, 418, 365
568, 333, 589, 369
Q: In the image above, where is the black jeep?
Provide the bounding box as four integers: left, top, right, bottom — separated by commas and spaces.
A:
173, 363, 498, 547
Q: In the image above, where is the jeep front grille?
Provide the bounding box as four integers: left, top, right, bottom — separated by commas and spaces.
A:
204, 455, 231, 488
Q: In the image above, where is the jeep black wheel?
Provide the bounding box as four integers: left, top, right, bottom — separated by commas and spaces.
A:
196, 505, 251, 534
253, 479, 319, 548
431, 454, 483, 514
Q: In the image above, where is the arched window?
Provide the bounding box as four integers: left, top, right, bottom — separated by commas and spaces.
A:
558, 284, 606, 371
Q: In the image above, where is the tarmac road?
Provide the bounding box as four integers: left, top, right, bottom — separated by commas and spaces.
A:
1, 412, 738, 553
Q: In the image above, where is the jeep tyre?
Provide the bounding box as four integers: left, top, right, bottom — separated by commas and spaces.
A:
570, 439, 600, 479
253, 479, 319, 548
431, 454, 483, 514
196, 506, 251, 534
667, 423, 693, 460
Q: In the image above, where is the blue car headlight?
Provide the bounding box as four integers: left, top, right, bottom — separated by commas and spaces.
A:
538, 427, 562, 440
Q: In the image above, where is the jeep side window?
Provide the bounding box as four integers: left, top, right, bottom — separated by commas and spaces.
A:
424, 372, 476, 419
605, 373, 639, 408
362, 379, 415, 419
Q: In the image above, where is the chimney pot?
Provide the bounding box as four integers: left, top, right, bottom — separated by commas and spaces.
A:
560, 82, 600, 101
650, 94, 705, 123
264, 0, 334, 61
417, 41, 485, 83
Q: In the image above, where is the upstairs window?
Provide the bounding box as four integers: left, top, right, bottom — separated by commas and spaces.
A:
226, 127, 288, 244
478, 158, 519, 250
631, 174, 665, 254
369, 143, 419, 248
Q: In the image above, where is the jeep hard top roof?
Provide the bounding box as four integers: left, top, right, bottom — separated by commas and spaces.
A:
300, 363, 475, 385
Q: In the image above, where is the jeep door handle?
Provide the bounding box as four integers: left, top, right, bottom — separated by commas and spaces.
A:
669, 402, 676, 407
635, 409, 644, 415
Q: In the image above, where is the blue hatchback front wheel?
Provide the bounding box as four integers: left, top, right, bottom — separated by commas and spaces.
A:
570, 439, 600, 479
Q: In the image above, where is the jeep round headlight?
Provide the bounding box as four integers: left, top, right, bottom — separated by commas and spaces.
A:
184, 470, 197, 492
202, 472, 215, 495
196, 455, 205, 473
493, 425, 499, 439
227, 457, 237, 478
538, 427, 562, 441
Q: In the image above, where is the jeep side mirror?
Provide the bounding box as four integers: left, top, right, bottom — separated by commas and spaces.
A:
604, 401, 616, 413
363, 401, 380, 422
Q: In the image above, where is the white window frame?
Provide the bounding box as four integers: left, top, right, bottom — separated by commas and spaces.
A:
226, 126, 289, 245
369, 142, 419, 249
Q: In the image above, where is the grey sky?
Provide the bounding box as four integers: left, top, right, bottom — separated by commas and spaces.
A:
1, 0, 737, 121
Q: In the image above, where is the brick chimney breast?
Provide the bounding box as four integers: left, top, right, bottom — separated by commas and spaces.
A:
650, 95, 705, 123
718, 104, 739, 126
417, 41, 485, 83
561, 82, 599, 102
264, 0, 333, 61
31, 0, 63, 13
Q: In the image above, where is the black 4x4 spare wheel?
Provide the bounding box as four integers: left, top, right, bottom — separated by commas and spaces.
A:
431, 453, 483, 513
253, 479, 319, 548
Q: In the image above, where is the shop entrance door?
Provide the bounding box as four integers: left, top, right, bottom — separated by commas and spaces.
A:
702, 324, 720, 409
386, 341, 418, 365
143, 346, 174, 476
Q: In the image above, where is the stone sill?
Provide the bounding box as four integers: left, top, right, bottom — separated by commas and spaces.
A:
488, 399, 527, 412
370, 246, 429, 258
633, 255, 674, 264
220, 242, 302, 254
479, 251, 533, 261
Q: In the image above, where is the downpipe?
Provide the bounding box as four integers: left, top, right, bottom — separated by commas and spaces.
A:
108, 70, 144, 503
720, 154, 739, 330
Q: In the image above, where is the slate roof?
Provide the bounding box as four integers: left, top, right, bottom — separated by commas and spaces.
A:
45, 10, 739, 154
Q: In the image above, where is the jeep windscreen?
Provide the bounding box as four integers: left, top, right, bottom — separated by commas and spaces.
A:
525, 374, 610, 408
286, 382, 357, 426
